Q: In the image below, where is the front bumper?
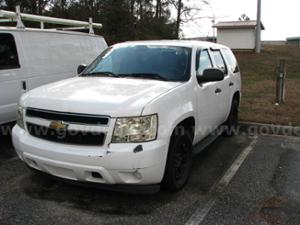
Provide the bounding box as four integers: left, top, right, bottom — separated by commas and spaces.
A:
12, 125, 168, 185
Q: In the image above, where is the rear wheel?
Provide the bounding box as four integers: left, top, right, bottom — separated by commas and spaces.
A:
223, 96, 239, 137
162, 128, 193, 191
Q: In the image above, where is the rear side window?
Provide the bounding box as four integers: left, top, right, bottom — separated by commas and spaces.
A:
223, 49, 239, 73
211, 50, 227, 75
196, 49, 213, 75
0, 33, 20, 70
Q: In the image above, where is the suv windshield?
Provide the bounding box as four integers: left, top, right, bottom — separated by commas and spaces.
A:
82, 45, 192, 82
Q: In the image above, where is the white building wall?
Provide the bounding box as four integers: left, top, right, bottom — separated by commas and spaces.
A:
217, 29, 256, 49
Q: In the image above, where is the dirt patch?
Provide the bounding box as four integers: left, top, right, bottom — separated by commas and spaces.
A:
261, 197, 284, 209
249, 197, 285, 225
258, 211, 281, 225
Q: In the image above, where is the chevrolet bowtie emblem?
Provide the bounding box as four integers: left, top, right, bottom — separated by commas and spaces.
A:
49, 121, 68, 130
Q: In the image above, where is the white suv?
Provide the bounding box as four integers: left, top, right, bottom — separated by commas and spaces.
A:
12, 41, 241, 191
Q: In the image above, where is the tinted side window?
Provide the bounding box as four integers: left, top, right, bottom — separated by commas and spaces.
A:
211, 50, 227, 75
196, 49, 212, 75
223, 49, 239, 73
0, 33, 20, 70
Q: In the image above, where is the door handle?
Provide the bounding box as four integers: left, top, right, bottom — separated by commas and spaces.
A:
22, 81, 27, 90
215, 88, 222, 94
229, 82, 234, 87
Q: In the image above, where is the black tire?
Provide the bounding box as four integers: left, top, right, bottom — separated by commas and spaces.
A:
223, 96, 239, 137
161, 128, 193, 191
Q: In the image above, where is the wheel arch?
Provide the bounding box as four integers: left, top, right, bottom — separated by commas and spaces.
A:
233, 91, 241, 104
171, 116, 196, 143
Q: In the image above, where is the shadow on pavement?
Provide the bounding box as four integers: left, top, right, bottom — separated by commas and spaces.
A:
18, 135, 251, 217
0, 122, 16, 161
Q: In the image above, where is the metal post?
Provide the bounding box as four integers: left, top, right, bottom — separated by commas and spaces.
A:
276, 59, 286, 105
255, 0, 262, 53
89, 17, 94, 34
40, 21, 44, 29
16, 5, 25, 29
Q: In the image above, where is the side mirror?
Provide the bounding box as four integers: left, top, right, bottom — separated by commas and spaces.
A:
197, 68, 224, 83
77, 64, 87, 74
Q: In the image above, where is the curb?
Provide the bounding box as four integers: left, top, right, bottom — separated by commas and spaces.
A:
238, 122, 300, 137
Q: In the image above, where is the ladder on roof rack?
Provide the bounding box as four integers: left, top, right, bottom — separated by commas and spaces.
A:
0, 6, 102, 34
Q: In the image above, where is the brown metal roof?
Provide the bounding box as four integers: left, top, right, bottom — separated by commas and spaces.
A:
214, 20, 265, 30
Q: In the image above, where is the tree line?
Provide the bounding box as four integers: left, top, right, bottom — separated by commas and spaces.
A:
0, 0, 208, 44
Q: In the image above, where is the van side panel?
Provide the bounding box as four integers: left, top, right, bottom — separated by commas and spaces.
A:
0, 69, 22, 124
19, 32, 107, 90
0, 32, 26, 124
0, 30, 107, 125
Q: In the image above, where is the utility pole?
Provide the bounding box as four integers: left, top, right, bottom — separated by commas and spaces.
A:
212, 14, 216, 39
255, 0, 262, 53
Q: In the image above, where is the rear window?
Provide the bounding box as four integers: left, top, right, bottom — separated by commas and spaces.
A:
211, 50, 227, 75
0, 33, 20, 70
223, 49, 239, 73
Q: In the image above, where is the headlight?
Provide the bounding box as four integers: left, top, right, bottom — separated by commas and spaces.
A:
17, 105, 25, 129
112, 114, 158, 143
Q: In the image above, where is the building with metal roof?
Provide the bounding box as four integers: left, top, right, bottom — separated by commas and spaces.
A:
214, 20, 265, 50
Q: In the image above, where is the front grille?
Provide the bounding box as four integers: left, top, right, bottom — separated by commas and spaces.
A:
26, 108, 109, 125
27, 123, 105, 146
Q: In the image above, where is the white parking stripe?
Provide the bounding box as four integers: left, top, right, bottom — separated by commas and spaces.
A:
185, 136, 258, 225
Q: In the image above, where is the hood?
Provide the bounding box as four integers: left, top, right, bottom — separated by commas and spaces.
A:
21, 77, 182, 117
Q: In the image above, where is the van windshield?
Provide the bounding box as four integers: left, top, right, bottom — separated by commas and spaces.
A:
82, 45, 192, 82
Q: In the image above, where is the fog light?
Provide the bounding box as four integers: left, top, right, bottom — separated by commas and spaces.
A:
91, 172, 103, 179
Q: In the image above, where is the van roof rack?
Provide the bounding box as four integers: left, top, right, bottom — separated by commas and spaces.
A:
0, 6, 102, 34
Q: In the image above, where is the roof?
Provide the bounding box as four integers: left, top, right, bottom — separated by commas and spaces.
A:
286, 37, 300, 41
113, 40, 229, 49
214, 20, 265, 30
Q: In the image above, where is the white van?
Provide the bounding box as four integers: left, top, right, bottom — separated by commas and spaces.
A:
0, 28, 107, 125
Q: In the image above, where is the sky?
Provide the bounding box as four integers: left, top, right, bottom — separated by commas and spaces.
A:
180, 0, 300, 40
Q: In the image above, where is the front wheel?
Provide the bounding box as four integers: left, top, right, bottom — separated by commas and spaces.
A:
161, 129, 193, 191
223, 96, 239, 137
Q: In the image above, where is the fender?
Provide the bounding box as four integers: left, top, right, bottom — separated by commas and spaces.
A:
142, 81, 197, 142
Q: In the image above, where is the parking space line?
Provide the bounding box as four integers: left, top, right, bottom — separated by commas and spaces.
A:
185, 136, 258, 225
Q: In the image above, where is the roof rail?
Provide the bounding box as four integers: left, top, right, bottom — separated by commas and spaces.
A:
0, 6, 102, 34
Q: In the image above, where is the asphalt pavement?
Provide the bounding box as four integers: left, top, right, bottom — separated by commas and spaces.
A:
0, 125, 299, 225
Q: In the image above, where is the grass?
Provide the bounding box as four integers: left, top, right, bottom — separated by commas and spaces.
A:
234, 45, 300, 126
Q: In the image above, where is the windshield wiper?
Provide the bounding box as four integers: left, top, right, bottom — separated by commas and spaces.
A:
118, 73, 167, 81
81, 71, 120, 78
